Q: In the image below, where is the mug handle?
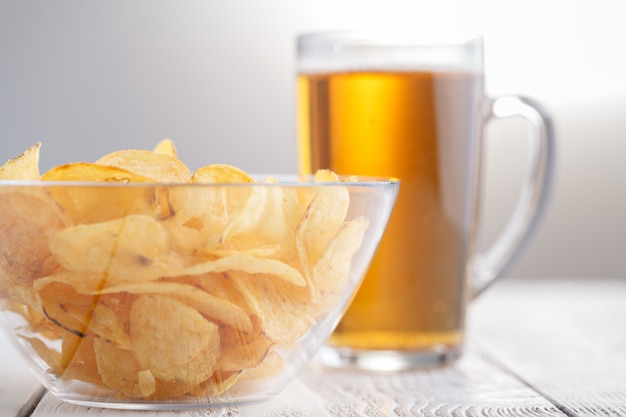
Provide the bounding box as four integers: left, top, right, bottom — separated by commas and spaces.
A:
471, 95, 556, 297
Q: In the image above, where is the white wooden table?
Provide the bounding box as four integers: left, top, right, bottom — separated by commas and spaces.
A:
2, 277, 625, 416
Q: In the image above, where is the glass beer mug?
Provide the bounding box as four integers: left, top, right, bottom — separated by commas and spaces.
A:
296, 31, 555, 370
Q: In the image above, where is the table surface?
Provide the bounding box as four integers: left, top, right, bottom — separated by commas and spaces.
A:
2, 277, 625, 416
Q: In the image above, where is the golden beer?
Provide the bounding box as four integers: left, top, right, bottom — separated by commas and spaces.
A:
297, 70, 483, 353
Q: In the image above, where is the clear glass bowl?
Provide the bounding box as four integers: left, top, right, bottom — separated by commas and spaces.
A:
0, 177, 398, 409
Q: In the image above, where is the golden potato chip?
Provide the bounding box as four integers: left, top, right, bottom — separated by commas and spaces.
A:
238, 350, 285, 381
19, 335, 61, 371
37, 281, 98, 337
89, 301, 132, 349
296, 174, 350, 288
34, 270, 107, 294
94, 337, 146, 398
217, 315, 272, 372
160, 216, 204, 258
95, 149, 191, 183
167, 168, 256, 252
129, 294, 220, 385
169, 255, 306, 287
220, 185, 306, 262
0, 188, 70, 284
49, 214, 178, 282
228, 271, 313, 344
42, 162, 154, 183
137, 369, 156, 397
312, 216, 370, 294
191, 164, 255, 184
189, 370, 240, 397
94, 338, 197, 399
94, 281, 252, 332
152, 139, 177, 158
59, 333, 103, 386
0, 142, 41, 180
183, 272, 250, 314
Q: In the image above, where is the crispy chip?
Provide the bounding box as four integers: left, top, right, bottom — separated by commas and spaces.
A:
95, 149, 191, 183
220, 185, 306, 262
59, 333, 103, 386
0, 142, 41, 180
129, 294, 220, 385
296, 173, 350, 289
238, 350, 285, 381
42, 162, 153, 183
189, 370, 240, 397
312, 216, 370, 294
228, 271, 313, 344
94, 282, 252, 332
49, 214, 178, 282
167, 165, 256, 251
191, 164, 254, 184
168, 255, 306, 287
217, 315, 272, 372
94, 338, 197, 399
0, 188, 70, 284
153, 139, 177, 158
37, 281, 98, 337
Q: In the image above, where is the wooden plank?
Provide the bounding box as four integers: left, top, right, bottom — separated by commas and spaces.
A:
0, 330, 45, 417
471, 277, 626, 417
31, 349, 564, 416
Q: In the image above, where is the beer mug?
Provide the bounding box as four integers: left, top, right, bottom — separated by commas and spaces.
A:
296, 31, 555, 370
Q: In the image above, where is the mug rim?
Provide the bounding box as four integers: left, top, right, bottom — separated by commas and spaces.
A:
297, 30, 484, 74
297, 30, 483, 48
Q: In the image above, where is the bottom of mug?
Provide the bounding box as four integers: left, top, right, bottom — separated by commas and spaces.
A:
317, 344, 462, 372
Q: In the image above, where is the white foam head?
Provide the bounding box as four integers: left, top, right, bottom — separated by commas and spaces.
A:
297, 31, 483, 74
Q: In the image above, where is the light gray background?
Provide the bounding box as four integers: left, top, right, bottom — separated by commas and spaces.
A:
1, 0, 624, 279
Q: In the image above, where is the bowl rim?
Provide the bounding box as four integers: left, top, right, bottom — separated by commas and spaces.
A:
0, 176, 400, 188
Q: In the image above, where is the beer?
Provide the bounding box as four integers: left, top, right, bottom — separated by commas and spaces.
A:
297, 70, 483, 352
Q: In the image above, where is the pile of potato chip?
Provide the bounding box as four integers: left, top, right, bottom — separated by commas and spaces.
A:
0, 140, 369, 401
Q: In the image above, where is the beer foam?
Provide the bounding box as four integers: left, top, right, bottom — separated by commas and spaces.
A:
297, 31, 483, 74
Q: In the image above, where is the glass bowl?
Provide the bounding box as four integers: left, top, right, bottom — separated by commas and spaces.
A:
0, 177, 398, 410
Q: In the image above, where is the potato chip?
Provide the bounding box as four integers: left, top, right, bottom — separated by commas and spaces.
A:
37, 281, 99, 337
137, 369, 156, 397
89, 301, 132, 349
59, 332, 103, 386
129, 294, 220, 385
0, 188, 70, 284
34, 270, 107, 295
94, 338, 147, 398
312, 216, 370, 294
94, 281, 252, 332
49, 214, 178, 282
296, 172, 350, 290
168, 255, 306, 287
189, 370, 240, 398
182, 272, 250, 315
217, 315, 272, 372
94, 338, 197, 399
153, 139, 177, 158
228, 271, 313, 344
19, 335, 61, 371
42, 162, 153, 183
0, 142, 41, 180
95, 149, 191, 183
167, 165, 256, 251
238, 350, 285, 381
191, 164, 254, 184
220, 185, 306, 262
